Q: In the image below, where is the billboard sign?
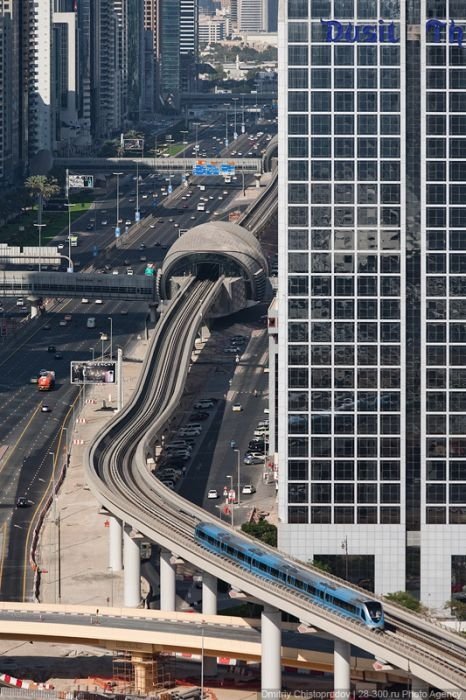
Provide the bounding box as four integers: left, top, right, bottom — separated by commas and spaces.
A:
193, 162, 235, 176
68, 174, 94, 189
71, 361, 117, 385
123, 138, 144, 151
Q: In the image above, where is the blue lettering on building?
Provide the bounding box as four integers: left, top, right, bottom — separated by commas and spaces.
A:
321, 19, 464, 47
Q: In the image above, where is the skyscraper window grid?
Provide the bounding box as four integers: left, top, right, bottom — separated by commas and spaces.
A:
278, 0, 466, 607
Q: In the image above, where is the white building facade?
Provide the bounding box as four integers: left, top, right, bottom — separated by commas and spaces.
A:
278, 0, 466, 610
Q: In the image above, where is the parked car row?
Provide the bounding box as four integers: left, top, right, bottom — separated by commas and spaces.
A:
156, 399, 218, 489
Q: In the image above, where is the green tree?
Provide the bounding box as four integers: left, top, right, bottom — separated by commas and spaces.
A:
25, 175, 60, 254
385, 591, 425, 613
445, 598, 466, 623
311, 559, 332, 573
241, 520, 277, 547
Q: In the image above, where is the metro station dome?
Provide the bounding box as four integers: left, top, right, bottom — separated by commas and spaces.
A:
160, 221, 269, 302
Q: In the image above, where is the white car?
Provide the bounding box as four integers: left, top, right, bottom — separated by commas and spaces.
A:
101, 220, 108, 225
112, 270, 119, 275
232, 403, 243, 412
81, 298, 89, 304
207, 489, 218, 499
242, 484, 256, 495
125, 220, 131, 225
150, 223, 156, 228
57, 242, 65, 250
127, 268, 134, 276
95, 299, 103, 305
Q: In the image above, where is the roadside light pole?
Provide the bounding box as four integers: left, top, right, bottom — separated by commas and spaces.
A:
224, 104, 229, 148
89, 347, 95, 361
135, 162, 140, 222
113, 172, 123, 239
341, 536, 349, 581
232, 97, 239, 140
241, 94, 245, 134
49, 450, 60, 603
65, 202, 76, 272
233, 448, 241, 505
226, 474, 234, 526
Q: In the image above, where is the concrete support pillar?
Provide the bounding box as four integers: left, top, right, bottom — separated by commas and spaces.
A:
160, 548, 176, 611
201, 573, 218, 676
411, 677, 429, 700
202, 573, 217, 615
268, 334, 277, 455
109, 516, 123, 572
203, 655, 218, 677
148, 303, 158, 323
132, 653, 156, 694
261, 605, 281, 697
334, 639, 351, 700
123, 528, 141, 607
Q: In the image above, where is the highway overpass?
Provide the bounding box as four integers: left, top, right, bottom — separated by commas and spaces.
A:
54, 157, 263, 174
0, 603, 398, 678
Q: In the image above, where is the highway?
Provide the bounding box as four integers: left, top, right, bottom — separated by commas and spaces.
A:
85, 277, 466, 693
0, 120, 269, 601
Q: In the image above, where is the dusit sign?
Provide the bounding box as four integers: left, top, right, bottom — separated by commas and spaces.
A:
321, 18, 464, 48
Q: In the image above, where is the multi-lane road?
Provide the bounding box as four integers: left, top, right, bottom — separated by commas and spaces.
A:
0, 119, 277, 601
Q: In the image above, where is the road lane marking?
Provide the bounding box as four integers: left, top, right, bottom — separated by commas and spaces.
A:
0, 403, 42, 477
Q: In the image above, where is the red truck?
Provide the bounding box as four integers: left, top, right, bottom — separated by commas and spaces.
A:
38, 371, 55, 391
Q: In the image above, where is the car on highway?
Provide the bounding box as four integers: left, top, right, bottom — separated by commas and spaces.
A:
101, 220, 108, 225
120, 308, 128, 315
54, 353, 63, 360
100, 332, 109, 340
232, 403, 243, 412
194, 400, 214, 410
64, 314, 72, 322
243, 454, 264, 465
16, 497, 29, 508
112, 270, 119, 275
165, 450, 190, 461
95, 299, 103, 304
224, 346, 239, 354
86, 224, 93, 230
47, 345, 56, 353
139, 243, 146, 249
41, 404, 51, 413
178, 428, 201, 438
207, 489, 219, 499
150, 223, 155, 228
140, 256, 147, 262
125, 219, 131, 225
254, 427, 269, 437
43, 324, 51, 330
127, 268, 134, 276
81, 298, 89, 304
242, 484, 256, 495
57, 242, 65, 250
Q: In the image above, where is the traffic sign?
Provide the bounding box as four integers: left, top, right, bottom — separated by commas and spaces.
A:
168, 184, 173, 194
115, 227, 121, 238
135, 211, 140, 222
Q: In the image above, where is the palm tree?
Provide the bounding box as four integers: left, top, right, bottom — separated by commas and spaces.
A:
25, 176, 60, 268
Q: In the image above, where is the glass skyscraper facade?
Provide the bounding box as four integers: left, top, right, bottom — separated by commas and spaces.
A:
278, 0, 466, 609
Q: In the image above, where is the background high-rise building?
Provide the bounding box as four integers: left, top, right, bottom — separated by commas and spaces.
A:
159, 1, 180, 108
238, 0, 266, 32
0, 0, 20, 185
29, 0, 53, 155
180, 0, 199, 92
278, 0, 466, 609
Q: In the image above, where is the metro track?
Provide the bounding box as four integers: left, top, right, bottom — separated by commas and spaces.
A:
86, 279, 466, 694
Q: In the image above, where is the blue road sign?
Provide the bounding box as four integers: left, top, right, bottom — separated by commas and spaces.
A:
93, 245, 98, 257
168, 184, 173, 194
193, 163, 235, 176
221, 163, 235, 174
135, 211, 140, 222
115, 227, 121, 238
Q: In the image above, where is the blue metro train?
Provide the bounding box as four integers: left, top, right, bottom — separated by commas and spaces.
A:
194, 522, 384, 630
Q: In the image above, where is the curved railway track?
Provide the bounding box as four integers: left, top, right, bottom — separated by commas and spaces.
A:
86, 280, 466, 695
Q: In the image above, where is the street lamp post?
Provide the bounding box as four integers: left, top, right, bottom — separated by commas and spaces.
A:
90, 347, 95, 361
241, 94, 245, 134
108, 317, 113, 360
65, 202, 76, 272
233, 448, 241, 506
135, 162, 140, 222
34, 223, 46, 271
49, 450, 60, 603
224, 105, 229, 148
113, 172, 123, 239
226, 474, 234, 526
232, 97, 239, 140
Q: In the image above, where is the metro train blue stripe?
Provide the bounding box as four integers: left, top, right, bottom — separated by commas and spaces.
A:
194, 522, 384, 630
